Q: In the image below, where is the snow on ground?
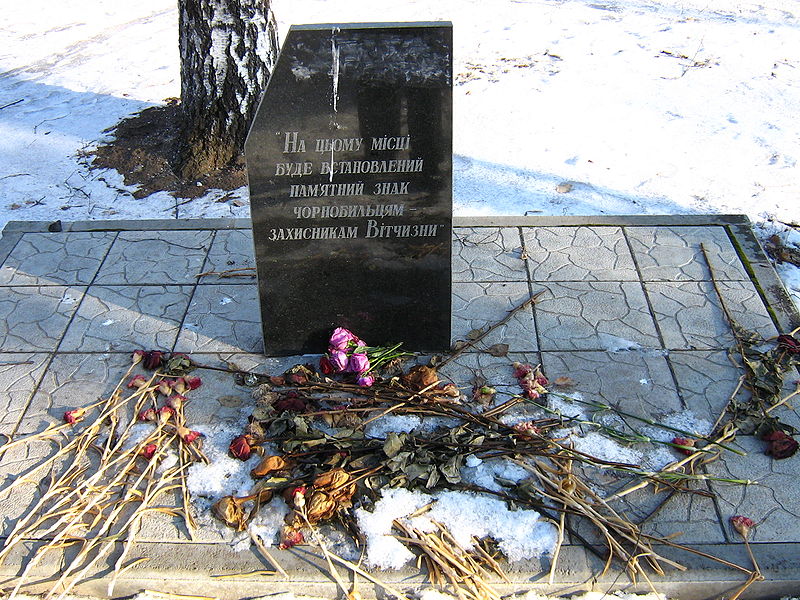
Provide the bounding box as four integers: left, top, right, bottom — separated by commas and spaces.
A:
2, 0, 798, 306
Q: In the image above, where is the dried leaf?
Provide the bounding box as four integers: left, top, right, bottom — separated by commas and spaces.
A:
554, 376, 575, 388
466, 328, 485, 341
251, 455, 288, 478
451, 340, 469, 352
402, 365, 439, 391
211, 496, 247, 531
383, 432, 405, 458
486, 343, 509, 357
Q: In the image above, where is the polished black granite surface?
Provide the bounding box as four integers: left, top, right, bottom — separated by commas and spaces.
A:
246, 23, 453, 356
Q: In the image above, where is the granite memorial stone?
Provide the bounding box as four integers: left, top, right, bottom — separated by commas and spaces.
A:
245, 22, 453, 356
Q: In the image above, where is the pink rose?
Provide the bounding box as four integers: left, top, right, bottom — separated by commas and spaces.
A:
348, 353, 370, 374
329, 327, 356, 350
357, 374, 375, 387
329, 350, 349, 372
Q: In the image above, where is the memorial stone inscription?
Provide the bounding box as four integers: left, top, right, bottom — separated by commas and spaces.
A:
246, 22, 453, 356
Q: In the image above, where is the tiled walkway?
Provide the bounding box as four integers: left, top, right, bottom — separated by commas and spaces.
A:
0, 215, 797, 599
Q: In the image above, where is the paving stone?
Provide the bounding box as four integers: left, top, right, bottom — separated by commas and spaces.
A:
706, 435, 800, 544
522, 226, 637, 281
59, 285, 191, 352
94, 231, 213, 285
534, 282, 661, 351
175, 285, 263, 354
647, 280, 777, 350
540, 350, 682, 417
0, 232, 116, 286
0, 354, 50, 435
452, 282, 537, 352
199, 229, 256, 284
0, 286, 83, 352
626, 225, 749, 281
452, 227, 527, 282
19, 353, 135, 434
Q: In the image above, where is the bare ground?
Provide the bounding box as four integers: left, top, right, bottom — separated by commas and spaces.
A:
88, 99, 247, 200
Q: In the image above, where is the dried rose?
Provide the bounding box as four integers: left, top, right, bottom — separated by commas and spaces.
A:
274, 392, 308, 413
141, 443, 158, 460
183, 430, 201, 444
158, 405, 175, 423
402, 365, 439, 391
127, 375, 149, 389
357, 374, 375, 387
535, 375, 549, 386
132, 349, 146, 365
269, 375, 286, 386
143, 351, 164, 370
672, 437, 696, 455
292, 486, 307, 509
348, 353, 370, 374
514, 421, 541, 436
212, 496, 247, 531
305, 491, 338, 523
279, 526, 305, 549
763, 429, 799, 459
251, 454, 289, 478
166, 393, 187, 411
63, 408, 85, 425
319, 356, 335, 375
170, 378, 188, 395
138, 408, 157, 422
182, 375, 202, 390
229, 434, 253, 461
286, 372, 308, 385
777, 334, 800, 354
156, 379, 173, 396
329, 350, 349, 372
329, 327, 357, 350
512, 362, 533, 379
730, 515, 755, 539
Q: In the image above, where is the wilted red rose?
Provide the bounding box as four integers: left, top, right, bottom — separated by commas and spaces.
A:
158, 405, 175, 423
763, 429, 799, 459
63, 408, 85, 425
132, 349, 146, 365
730, 515, 755, 539
166, 393, 187, 411
672, 437, 696, 455
512, 362, 533, 379
274, 392, 308, 413
319, 356, 335, 375
229, 434, 253, 461
286, 372, 307, 385
182, 375, 202, 390
143, 351, 164, 370
138, 408, 157, 422
279, 526, 304, 549
777, 334, 800, 355
127, 375, 149, 390
156, 379, 173, 396
269, 375, 286, 386
183, 430, 201, 444
141, 443, 158, 460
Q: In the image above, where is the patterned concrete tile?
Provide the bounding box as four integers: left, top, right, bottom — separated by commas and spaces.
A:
0, 286, 83, 352
199, 229, 256, 284
59, 286, 191, 352
0, 440, 59, 537
175, 285, 263, 354
541, 350, 682, 417
0, 354, 50, 436
94, 231, 213, 285
707, 435, 800, 544
522, 226, 637, 281
452, 282, 537, 352
18, 352, 135, 434
626, 226, 749, 281
0, 232, 116, 286
534, 282, 661, 351
670, 350, 800, 433
647, 281, 777, 350
452, 227, 527, 282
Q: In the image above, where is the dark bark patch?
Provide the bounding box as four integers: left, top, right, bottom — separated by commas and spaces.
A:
88, 100, 246, 200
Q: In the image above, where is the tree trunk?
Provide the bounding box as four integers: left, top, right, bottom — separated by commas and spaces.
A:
177, 0, 279, 180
